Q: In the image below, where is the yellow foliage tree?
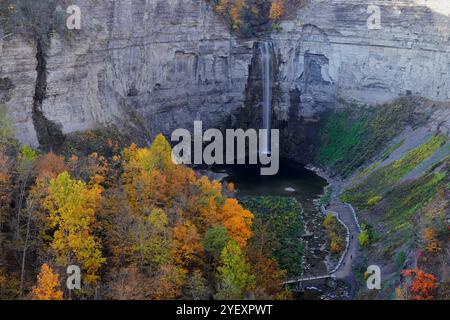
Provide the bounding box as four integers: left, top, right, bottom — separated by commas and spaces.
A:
121, 135, 196, 213
43, 172, 105, 284
30, 264, 63, 300
194, 176, 224, 231
322, 213, 336, 231
131, 208, 172, 268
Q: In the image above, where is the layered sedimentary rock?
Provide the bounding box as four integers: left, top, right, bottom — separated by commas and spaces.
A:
1, 0, 254, 147
273, 0, 450, 120
1, 0, 449, 147
0, 36, 39, 146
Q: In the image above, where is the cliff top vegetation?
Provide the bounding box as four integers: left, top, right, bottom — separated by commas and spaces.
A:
209, 0, 307, 37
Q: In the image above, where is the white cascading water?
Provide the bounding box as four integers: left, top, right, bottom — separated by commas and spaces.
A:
260, 41, 272, 155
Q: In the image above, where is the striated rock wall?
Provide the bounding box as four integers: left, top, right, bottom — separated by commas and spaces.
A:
0, 36, 39, 146
1, 0, 449, 147
1, 0, 254, 147
273, 0, 450, 120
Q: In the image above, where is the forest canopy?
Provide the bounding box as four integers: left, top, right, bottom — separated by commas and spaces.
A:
0, 122, 291, 299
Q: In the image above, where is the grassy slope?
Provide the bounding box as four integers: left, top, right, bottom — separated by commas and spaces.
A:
318, 99, 428, 177
341, 135, 447, 210
317, 98, 449, 299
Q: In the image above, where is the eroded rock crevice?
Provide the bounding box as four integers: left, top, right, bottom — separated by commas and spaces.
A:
31, 37, 65, 150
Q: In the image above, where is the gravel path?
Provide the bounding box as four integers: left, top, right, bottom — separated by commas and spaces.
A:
328, 202, 360, 299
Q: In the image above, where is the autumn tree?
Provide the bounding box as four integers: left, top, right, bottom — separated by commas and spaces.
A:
19, 152, 68, 296
42, 172, 105, 284
172, 220, 204, 268
214, 240, 255, 300
423, 227, 440, 252
249, 255, 291, 299
215, 0, 229, 15
0, 268, 19, 299
219, 198, 253, 248
121, 135, 187, 213
402, 269, 439, 300
230, 0, 245, 29
323, 213, 344, 254
269, 0, 284, 21
0, 150, 19, 300
30, 264, 63, 300
130, 208, 172, 270
151, 264, 186, 300
109, 265, 151, 300
36, 152, 66, 181
194, 176, 225, 231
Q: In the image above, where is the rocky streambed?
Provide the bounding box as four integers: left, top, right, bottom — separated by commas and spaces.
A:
211, 159, 352, 299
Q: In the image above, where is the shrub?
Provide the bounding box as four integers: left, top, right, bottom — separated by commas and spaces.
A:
322, 213, 336, 231
367, 195, 382, 208
358, 229, 370, 247
330, 234, 343, 254
322, 213, 345, 255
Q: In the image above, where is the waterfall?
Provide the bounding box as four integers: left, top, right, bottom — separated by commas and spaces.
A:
260, 41, 272, 155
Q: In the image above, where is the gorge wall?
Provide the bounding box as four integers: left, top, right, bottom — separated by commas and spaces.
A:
1, 0, 254, 147
1, 0, 450, 148
273, 0, 450, 121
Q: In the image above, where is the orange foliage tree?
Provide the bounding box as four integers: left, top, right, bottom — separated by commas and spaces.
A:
30, 264, 63, 300
220, 198, 253, 248
269, 0, 284, 21
402, 269, 439, 300
230, 0, 245, 29
251, 255, 291, 299
423, 227, 439, 252
172, 220, 204, 268
36, 152, 66, 181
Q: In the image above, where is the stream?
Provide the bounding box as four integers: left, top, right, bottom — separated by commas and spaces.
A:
212, 159, 338, 298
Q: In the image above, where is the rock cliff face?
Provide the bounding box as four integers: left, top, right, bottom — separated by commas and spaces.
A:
1, 0, 254, 147
0, 36, 38, 146
1, 0, 449, 147
273, 0, 450, 121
